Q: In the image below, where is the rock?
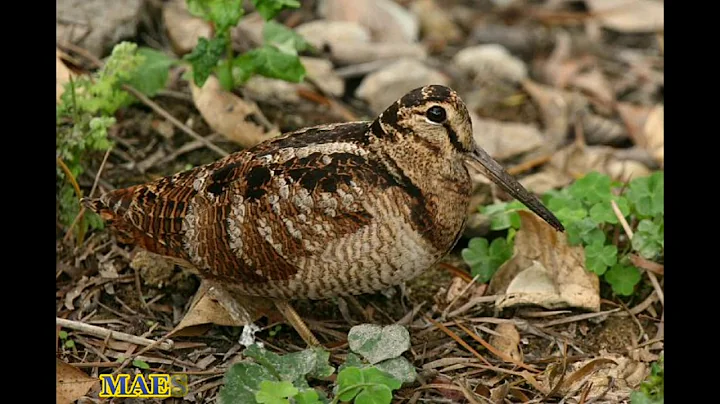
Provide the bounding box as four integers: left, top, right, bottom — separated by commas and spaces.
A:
295, 20, 372, 50
355, 58, 449, 114
319, 0, 419, 43
57, 0, 144, 58
300, 57, 345, 97
453, 44, 528, 84
162, 0, 212, 55
471, 113, 544, 160
411, 0, 462, 44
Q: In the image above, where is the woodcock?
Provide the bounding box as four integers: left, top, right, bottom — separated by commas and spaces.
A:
83, 85, 563, 344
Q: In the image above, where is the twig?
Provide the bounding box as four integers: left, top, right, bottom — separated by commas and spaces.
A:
442, 274, 481, 319
121, 84, 230, 158
454, 322, 540, 373
425, 316, 492, 367
611, 200, 664, 306
56, 317, 173, 351
63, 147, 112, 242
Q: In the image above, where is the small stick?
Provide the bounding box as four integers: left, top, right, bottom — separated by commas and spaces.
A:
56, 317, 173, 351
611, 200, 664, 306
121, 84, 229, 158
63, 147, 112, 242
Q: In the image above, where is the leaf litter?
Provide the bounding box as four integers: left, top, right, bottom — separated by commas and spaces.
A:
56, 0, 663, 402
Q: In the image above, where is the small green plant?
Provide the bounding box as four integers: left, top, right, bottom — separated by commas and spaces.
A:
59, 330, 75, 349
56, 43, 176, 241
219, 324, 413, 404
462, 171, 664, 296
630, 355, 664, 403
184, 0, 309, 91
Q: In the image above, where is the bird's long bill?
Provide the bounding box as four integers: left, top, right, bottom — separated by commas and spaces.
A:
465, 146, 565, 232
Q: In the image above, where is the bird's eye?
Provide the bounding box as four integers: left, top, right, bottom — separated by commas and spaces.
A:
426, 106, 447, 123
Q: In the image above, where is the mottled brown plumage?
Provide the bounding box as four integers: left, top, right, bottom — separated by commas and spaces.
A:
83, 85, 563, 302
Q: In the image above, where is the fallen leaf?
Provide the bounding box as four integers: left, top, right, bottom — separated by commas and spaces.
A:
321, 0, 419, 43
130, 250, 176, 288
56, 49, 72, 103
489, 323, 522, 362
472, 113, 544, 160
542, 354, 645, 401
176, 281, 272, 331
490, 210, 601, 312
56, 359, 97, 404
586, 0, 663, 33
300, 56, 345, 97
580, 112, 628, 145
617, 103, 664, 167
162, 0, 212, 56
455, 44, 528, 84
190, 74, 279, 148
570, 67, 615, 107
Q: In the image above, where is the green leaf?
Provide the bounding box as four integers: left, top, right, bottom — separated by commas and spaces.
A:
373, 357, 417, 384
184, 36, 227, 86
124, 47, 177, 97
626, 172, 664, 218
219, 362, 277, 404
565, 218, 604, 246
481, 203, 521, 231
59, 331, 68, 340
243, 344, 335, 384
584, 243, 617, 275
231, 52, 258, 84
295, 389, 322, 404
355, 385, 393, 404
461, 238, 513, 283
245, 45, 306, 83
604, 264, 642, 296
589, 196, 630, 224
255, 380, 298, 404
132, 359, 150, 370
251, 0, 300, 20
569, 172, 613, 205
336, 367, 401, 404
632, 219, 664, 259
64, 340, 75, 349
187, 0, 244, 32
264, 20, 311, 53
347, 324, 410, 365
336, 367, 363, 402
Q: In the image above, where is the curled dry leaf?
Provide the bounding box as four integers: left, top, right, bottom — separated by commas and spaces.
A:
295, 20, 371, 50
617, 103, 664, 167
585, 0, 664, 33
542, 354, 646, 401
570, 67, 615, 107
56, 359, 97, 404
489, 323, 522, 363
320, 0, 419, 43
489, 210, 600, 312
472, 113, 544, 160
56, 49, 72, 103
162, 0, 212, 56
176, 281, 272, 331
190, 75, 278, 148
300, 57, 345, 97
455, 44, 528, 84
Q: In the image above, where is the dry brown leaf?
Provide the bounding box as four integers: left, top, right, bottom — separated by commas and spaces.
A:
489, 323, 522, 362
542, 354, 646, 401
56, 49, 72, 103
190, 75, 278, 148
522, 79, 587, 154
56, 359, 97, 404
472, 113, 544, 160
163, 0, 212, 55
570, 67, 615, 107
617, 103, 663, 167
300, 57, 345, 97
176, 282, 272, 331
586, 0, 663, 33
490, 210, 600, 312
321, 0, 419, 43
